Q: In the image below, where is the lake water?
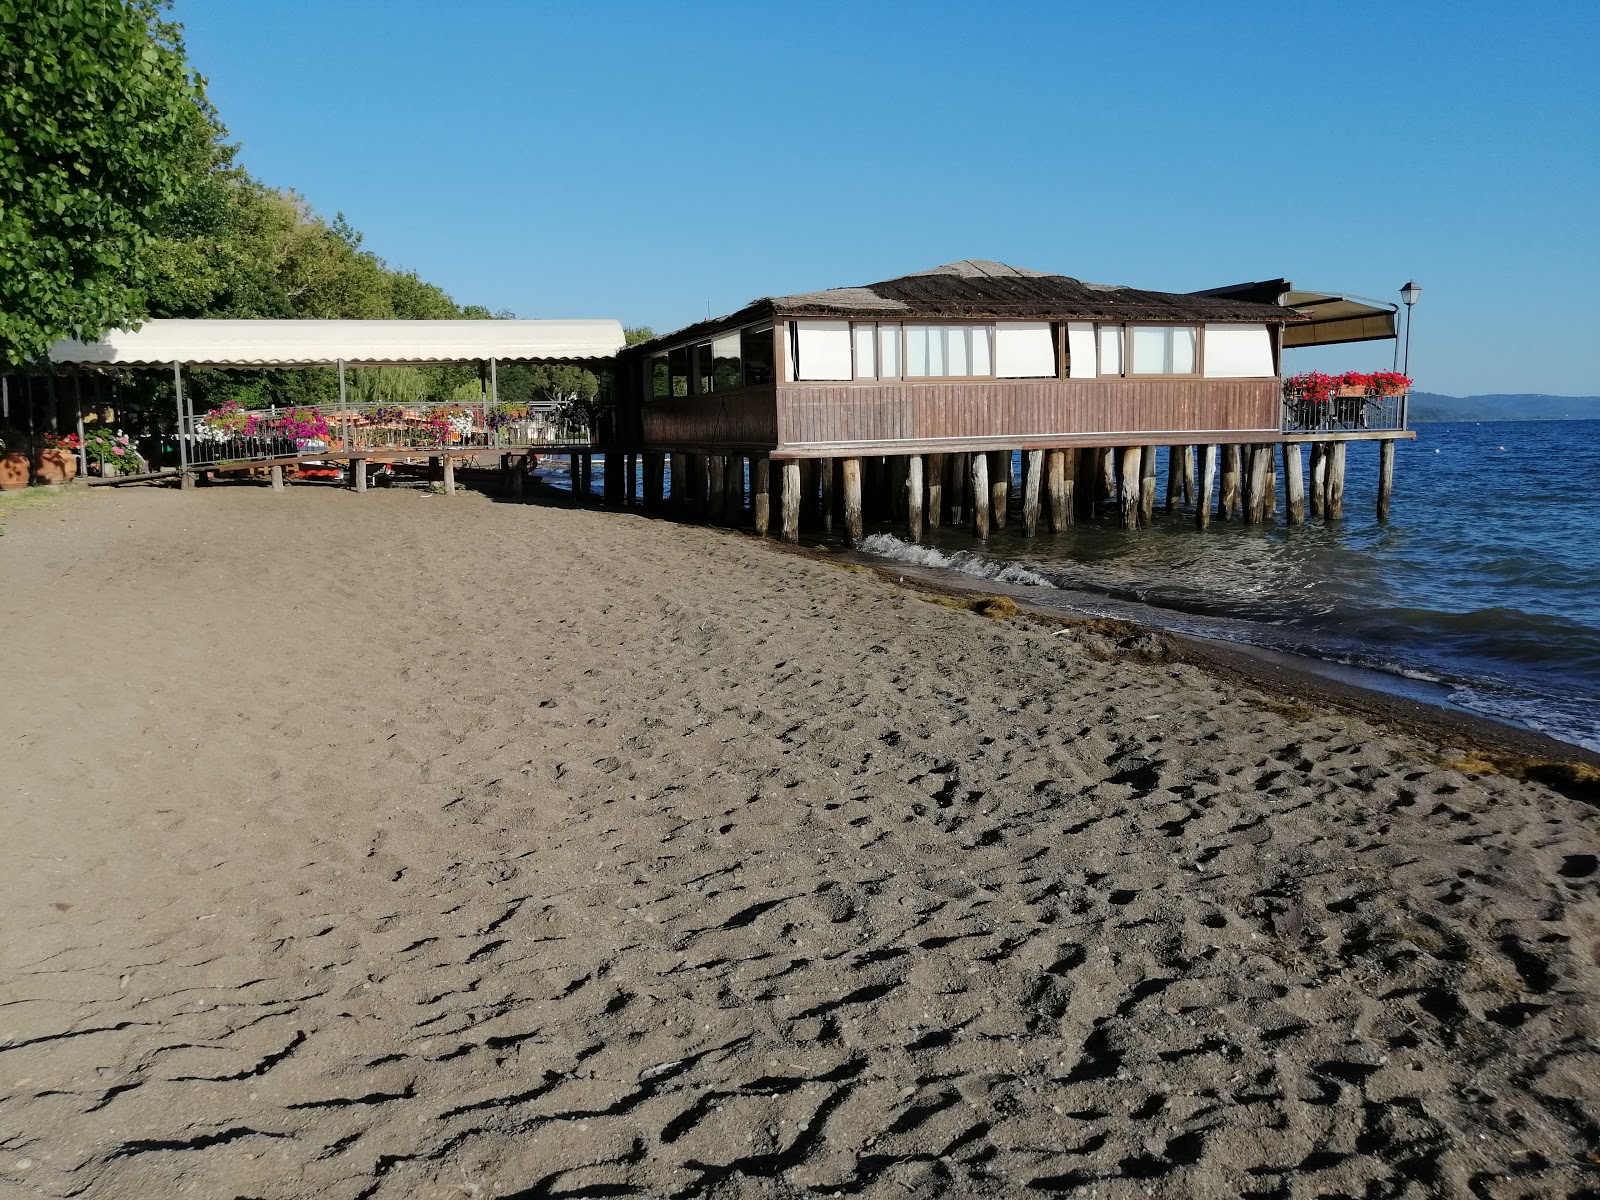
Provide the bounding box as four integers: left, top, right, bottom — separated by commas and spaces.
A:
543, 422, 1600, 752
857, 421, 1600, 753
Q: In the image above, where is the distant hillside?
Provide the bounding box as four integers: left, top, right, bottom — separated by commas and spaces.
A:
1408, 392, 1600, 422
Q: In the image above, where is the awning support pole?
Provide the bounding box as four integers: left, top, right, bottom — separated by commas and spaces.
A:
173, 361, 188, 474
73, 371, 87, 477
489, 358, 497, 446
338, 360, 349, 451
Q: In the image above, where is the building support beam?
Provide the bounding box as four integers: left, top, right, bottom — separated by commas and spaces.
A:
819, 456, 834, 531
988, 450, 1009, 529
1021, 449, 1043, 537
353, 458, 367, 494
1283, 442, 1305, 525
1324, 442, 1347, 520
1220, 445, 1241, 521
752, 456, 771, 535
970, 452, 990, 539
1119, 446, 1142, 530
781, 459, 801, 543
1196, 444, 1216, 530
269, 464, 284, 493
1047, 449, 1070, 531
925, 453, 944, 529
707, 454, 726, 524
442, 455, 456, 496
1246, 445, 1271, 523
1139, 445, 1157, 527
1377, 439, 1395, 521
905, 454, 924, 542
842, 457, 863, 546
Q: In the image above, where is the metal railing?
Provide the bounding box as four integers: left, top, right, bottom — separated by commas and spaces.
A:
1281, 391, 1406, 435
179, 401, 592, 469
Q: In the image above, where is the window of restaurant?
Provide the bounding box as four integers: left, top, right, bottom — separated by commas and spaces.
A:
667, 345, 691, 396
1129, 325, 1198, 375
649, 355, 670, 398
905, 325, 993, 378
740, 325, 774, 385
1097, 324, 1124, 377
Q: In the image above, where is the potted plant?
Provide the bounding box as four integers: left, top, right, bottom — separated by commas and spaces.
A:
1368, 371, 1412, 397
1334, 371, 1373, 398
33, 432, 79, 485
82, 427, 144, 477
0, 431, 28, 491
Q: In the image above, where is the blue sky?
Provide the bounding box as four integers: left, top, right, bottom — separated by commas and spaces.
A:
175, 0, 1598, 396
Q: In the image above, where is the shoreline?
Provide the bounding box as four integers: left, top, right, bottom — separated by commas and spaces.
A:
831, 546, 1600, 792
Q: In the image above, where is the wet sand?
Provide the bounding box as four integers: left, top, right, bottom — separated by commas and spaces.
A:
3, 483, 1598, 1199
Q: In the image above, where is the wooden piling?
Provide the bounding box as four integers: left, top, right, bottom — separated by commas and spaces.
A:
1220, 445, 1241, 520
1181, 446, 1197, 506
1309, 444, 1326, 519
353, 457, 367, 493
1196, 444, 1216, 529
707, 455, 726, 524
906, 454, 924, 542
1118, 446, 1142, 530
1283, 442, 1305, 525
780, 460, 801, 542
442, 455, 456, 496
1377, 439, 1395, 521
970, 452, 990, 539
946, 452, 965, 525
842, 457, 864, 545
1074, 449, 1097, 520
669, 452, 686, 506
1047, 449, 1071, 531
1245, 445, 1271, 523
1325, 442, 1346, 520
511, 455, 526, 499
988, 450, 1010, 528
926, 453, 944, 529
819, 457, 835, 531
624, 453, 637, 507
724, 454, 744, 523
1099, 446, 1117, 513
1165, 445, 1183, 512
270, 464, 284, 492
643, 451, 664, 510
1021, 449, 1043, 537
889, 456, 909, 523
752, 456, 771, 535
604, 450, 622, 504
1139, 445, 1157, 527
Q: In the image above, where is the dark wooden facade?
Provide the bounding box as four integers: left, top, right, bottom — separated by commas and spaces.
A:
613, 262, 1322, 458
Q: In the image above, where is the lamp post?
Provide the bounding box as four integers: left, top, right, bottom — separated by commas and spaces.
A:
1399, 281, 1421, 377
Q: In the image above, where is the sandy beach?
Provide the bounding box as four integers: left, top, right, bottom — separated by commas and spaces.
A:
3, 482, 1598, 1199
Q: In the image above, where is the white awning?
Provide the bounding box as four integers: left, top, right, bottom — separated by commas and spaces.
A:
48, 318, 626, 368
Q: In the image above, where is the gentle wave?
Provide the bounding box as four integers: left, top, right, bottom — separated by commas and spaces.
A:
858, 533, 1057, 588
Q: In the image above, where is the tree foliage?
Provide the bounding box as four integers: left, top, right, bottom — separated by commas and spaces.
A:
0, 0, 211, 364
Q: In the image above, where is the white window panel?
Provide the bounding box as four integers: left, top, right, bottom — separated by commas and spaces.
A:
878, 324, 901, 378
852, 323, 877, 379
970, 326, 992, 375
1067, 322, 1097, 378
1131, 325, 1197, 374
1097, 325, 1123, 376
794, 320, 852, 381
994, 322, 1055, 377
945, 327, 970, 376
1202, 323, 1274, 377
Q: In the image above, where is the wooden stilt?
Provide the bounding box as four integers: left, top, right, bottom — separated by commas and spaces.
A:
1021, 449, 1043, 537
1119, 446, 1142, 530
988, 450, 1009, 529
724, 454, 743, 522
1267, 446, 1278, 518
946, 452, 965, 525
353, 457, 367, 493
707, 455, 726, 523
624, 453, 637, 507
669, 452, 686, 506
604, 449, 621, 504
780, 459, 800, 543
752, 456, 771, 535
270, 464, 284, 492
970, 452, 990, 539
842, 457, 864, 545
643, 451, 664, 510
511, 455, 526, 498
442, 455, 456, 496
819, 457, 834, 531
1220, 445, 1241, 520
889, 456, 908, 523
1325, 442, 1346, 520
1047, 448, 1071, 531
1377, 439, 1395, 521
926, 453, 944, 529
906, 454, 924, 542
1309, 444, 1326, 519
1283, 442, 1305, 525
1246, 445, 1271, 523
1074, 449, 1097, 520
1099, 446, 1117, 513
1196, 444, 1216, 529
1165, 445, 1183, 512
689, 453, 709, 516
429, 455, 442, 484
1181, 446, 1196, 506
1139, 445, 1157, 526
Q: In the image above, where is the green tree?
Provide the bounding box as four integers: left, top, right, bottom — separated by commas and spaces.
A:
0, 0, 214, 363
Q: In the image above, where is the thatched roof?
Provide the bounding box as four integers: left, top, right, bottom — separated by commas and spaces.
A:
627, 261, 1303, 354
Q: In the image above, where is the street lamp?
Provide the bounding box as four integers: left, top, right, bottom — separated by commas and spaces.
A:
1400, 281, 1421, 376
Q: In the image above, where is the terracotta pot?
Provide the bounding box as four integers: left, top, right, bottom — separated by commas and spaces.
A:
1376, 384, 1407, 397
0, 451, 29, 491
1335, 384, 1369, 398
32, 447, 78, 485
